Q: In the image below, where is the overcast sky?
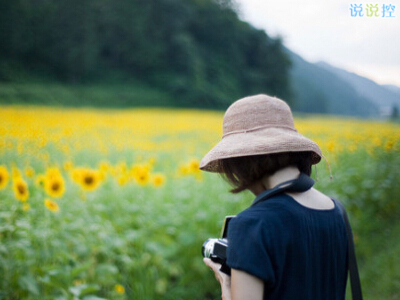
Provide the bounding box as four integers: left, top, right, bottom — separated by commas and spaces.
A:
235, 0, 400, 87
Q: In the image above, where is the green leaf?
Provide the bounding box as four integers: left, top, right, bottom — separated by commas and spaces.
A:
82, 296, 108, 300
18, 274, 39, 296
69, 284, 100, 297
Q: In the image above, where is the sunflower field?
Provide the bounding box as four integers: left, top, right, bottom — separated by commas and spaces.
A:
1, 105, 400, 300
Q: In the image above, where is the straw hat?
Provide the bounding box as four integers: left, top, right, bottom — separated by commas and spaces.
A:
200, 94, 322, 172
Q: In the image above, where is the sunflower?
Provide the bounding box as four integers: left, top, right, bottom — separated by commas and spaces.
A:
35, 174, 45, 187
24, 166, 35, 178
45, 167, 62, 180
44, 198, 59, 213
188, 159, 200, 174
74, 168, 102, 191
114, 284, 125, 295
63, 161, 73, 171
117, 174, 129, 186
179, 165, 189, 176
13, 177, 29, 202
11, 166, 21, 179
82, 169, 101, 191
71, 167, 84, 183
132, 164, 150, 186
152, 173, 165, 187
44, 175, 65, 198
179, 159, 201, 176
385, 139, 395, 152
99, 161, 110, 173
0, 165, 9, 190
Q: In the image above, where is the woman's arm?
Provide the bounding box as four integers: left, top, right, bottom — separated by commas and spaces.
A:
204, 258, 264, 300
231, 268, 264, 300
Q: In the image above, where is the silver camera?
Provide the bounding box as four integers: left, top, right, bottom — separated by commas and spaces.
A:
202, 238, 228, 265
202, 216, 235, 275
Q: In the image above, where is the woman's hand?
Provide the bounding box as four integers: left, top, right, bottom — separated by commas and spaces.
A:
203, 258, 231, 300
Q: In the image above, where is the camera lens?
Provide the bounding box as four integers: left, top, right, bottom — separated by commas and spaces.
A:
202, 238, 216, 258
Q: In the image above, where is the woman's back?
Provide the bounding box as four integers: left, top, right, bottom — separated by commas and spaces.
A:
226, 195, 348, 300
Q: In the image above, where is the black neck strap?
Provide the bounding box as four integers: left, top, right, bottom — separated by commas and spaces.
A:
251, 173, 315, 207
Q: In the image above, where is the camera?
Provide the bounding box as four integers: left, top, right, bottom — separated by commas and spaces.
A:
202, 216, 235, 275
202, 238, 228, 265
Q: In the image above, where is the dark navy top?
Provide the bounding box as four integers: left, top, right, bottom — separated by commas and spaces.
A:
226, 194, 348, 300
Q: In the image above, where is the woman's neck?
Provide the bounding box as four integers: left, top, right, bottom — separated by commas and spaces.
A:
250, 166, 300, 195
265, 167, 300, 189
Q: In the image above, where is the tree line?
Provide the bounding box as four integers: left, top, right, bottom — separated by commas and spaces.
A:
0, 0, 292, 108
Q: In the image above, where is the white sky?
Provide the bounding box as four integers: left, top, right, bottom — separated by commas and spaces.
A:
235, 0, 400, 87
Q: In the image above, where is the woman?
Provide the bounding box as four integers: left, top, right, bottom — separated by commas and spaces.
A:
199, 94, 348, 300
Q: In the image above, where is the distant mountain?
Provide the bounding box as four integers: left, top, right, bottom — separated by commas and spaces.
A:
383, 84, 400, 95
286, 50, 378, 117
316, 62, 400, 117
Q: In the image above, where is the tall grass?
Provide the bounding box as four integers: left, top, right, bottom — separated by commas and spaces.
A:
0, 81, 174, 108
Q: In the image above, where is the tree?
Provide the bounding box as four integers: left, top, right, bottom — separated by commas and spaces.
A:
0, 0, 292, 108
391, 105, 399, 120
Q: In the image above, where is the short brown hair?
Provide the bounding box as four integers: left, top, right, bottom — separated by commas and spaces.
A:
219, 152, 313, 193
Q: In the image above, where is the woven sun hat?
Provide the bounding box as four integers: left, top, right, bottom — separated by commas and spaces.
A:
199, 94, 322, 172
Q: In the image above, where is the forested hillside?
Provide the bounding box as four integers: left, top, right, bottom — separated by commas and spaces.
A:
287, 50, 378, 117
0, 0, 291, 109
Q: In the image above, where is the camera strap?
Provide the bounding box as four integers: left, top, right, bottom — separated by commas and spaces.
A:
336, 201, 364, 300
251, 172, 314, 207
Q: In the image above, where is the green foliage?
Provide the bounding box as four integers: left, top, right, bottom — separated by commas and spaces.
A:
1, 145, 400, 299
1, 105, 399, 299
0, 82, 174, 108
0, 0, 292, 109
0, 165, 247, 300
313, 147, 400, 300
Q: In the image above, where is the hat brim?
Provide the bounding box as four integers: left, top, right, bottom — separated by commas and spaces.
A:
199, 127, 322, 173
